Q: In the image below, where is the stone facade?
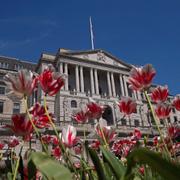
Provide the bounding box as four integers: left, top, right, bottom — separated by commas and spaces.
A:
0, 49, 179, 139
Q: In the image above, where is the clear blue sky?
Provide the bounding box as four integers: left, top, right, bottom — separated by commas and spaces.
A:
0, 0, 179, 95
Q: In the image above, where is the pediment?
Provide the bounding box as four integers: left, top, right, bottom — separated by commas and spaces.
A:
64, 50, 131, 70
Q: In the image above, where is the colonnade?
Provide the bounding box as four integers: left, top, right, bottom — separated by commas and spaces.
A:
59, 62, 139, 99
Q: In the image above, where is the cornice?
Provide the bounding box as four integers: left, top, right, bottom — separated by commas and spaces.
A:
56, 54, 130, 75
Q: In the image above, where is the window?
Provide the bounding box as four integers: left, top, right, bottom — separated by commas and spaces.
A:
71, 100, 77, 108
141, 93, 144, 100
14, 64, 23, 71
121, 118, 127, 125
0, 73, 4, 80
174, 116, 178, 122
134, 119, 140, 127
167, 117, 171, 123
0, 62, 9, 69
13, 103, 20, 114
172, 108, 176, 113
0, 102, 4, 113
127, 83, 133, 97
0, 86, 5, 95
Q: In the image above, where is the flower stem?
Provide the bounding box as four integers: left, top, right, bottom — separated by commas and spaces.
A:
97, 120, 109, 149
43, 95, 77, 173
144, 91, 171, 157
12, 156, 20, 180
23, 96, 48, 154
164, 119, 177, 161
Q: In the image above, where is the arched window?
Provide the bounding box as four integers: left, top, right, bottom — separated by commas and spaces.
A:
71, 100, 77, 108
102, 105, 114, 125
121, 118, 127, 126
134, 119, 140, 127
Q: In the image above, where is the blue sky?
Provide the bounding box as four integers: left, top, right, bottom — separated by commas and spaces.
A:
0, 0, 179, 95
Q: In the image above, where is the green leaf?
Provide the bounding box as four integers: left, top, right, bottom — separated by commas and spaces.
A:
88, 147, 109, 180
28, 158, 36, 180
125, 148, 180, 180
100, 146, 126, 179
104, 162, 116, 180
29, 152, 72, 180
7, 172, 13, 180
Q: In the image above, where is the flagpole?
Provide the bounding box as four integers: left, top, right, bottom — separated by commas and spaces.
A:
89, 16, 95, 50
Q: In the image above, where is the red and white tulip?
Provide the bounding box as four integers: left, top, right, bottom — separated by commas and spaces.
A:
4, 69, 38, 98
151, 86, 169, 103
61, 125, 78, 148
128, 64, 156, 91
38, 64, 65, 96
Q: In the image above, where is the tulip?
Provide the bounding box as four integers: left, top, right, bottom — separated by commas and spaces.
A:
112, 138, 136, 157
168, 126, 180, 139
117, 97, 137, 116
51, 135, 59, 146
52, 146, 61, 160
139, 167, 145, 175
153, 136, 158, 146
0, 143, 4, 150
130, 129, 142, 140
128, 64, 156, 91
38, 64, 65, 96
4, 69, 38, 98
8, 136, 19, 148
72, 110, 88, 123
41, 134, 52, 144
173, 96, 180, 111
73, 144, 82, 154
151, 86, 169, 103
86, 102, 104, 120
29, 102, 46, 116
155, 104, 171, 119
5, 114, 33, 141
90, 140, 100, 150
62, 125, 78, 148
95, 118, 116, 143
29, 103, 54, 128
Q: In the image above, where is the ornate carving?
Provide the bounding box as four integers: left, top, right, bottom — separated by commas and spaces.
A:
83, 54, 89, 59
97, 52, 106, 62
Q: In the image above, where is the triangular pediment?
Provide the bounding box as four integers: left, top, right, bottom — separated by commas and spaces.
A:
60, 49, 132, 70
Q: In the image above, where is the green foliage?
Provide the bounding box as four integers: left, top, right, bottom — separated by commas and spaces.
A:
100, 146, 126, 179
88, 147, 109, 180
28, 152, 72, 180
124, 148, 180, 180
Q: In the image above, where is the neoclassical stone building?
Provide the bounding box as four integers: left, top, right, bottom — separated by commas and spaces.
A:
0, 49, 179, 139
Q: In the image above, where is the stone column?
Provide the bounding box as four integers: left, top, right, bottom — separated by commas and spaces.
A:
107, 72, 112, 96
111, 72, 116, 97
59, 62, 63, 73
94, 69, 99, 95
137, 91, 142, 100
119, 74, 125, 96
75, 65, 80, 92
133, 91, 138, 99
123, 76, 128, 97
80, 66, 84, 93
64, 63, 68, 91
59, 62, 64, 90
90, 68, 95, 94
